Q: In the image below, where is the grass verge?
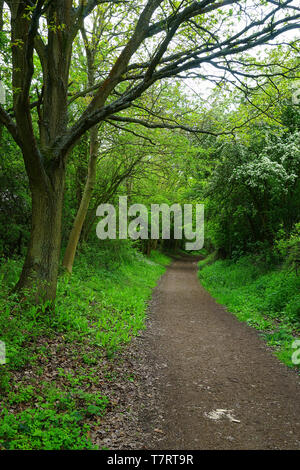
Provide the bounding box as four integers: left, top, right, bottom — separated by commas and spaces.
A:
0, 242, 170, 449
198, 255, 300, 371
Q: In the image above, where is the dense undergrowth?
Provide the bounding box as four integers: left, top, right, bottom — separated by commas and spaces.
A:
0, 242, 170, 450
198, 254, 300, 370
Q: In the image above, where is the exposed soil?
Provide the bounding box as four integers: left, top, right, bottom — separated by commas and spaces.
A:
136, 256, 300, 450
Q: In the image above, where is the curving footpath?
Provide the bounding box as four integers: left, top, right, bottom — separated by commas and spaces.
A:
142, 256, 300, 450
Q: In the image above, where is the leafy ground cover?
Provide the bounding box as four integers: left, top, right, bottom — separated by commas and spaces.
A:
0, 242, 170, 449
198, 255, 300, 371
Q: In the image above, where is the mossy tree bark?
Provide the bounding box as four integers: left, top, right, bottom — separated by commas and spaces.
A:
15, 169, 65, 302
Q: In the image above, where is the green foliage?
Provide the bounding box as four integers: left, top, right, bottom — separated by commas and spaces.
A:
198, 251, 218, 270
0, 407, 95, 450
199, 255, 300, 370
0, 4, 299, 448
189, 82, 300, 258
0, 243, 170, 449
274, 222, 300, 267
53, 242, 169, 347
0, 129, 30, 257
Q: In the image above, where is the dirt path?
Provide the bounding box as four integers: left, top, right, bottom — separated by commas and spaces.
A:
139, 256, 300, 450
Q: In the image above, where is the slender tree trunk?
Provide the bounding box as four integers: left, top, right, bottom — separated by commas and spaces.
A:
15, 168, 65, 303
146, 240, 152, 257
63, 126, 99, 273
126, 176, 133, 205
62, 21, 104, 274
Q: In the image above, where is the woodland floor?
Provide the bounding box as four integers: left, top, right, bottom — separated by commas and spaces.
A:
124, 256, 300, 450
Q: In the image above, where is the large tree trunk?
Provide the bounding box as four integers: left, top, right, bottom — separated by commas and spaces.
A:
15, 169, 65, 303
8, 2, 74, 303
63, 127, 99, 273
